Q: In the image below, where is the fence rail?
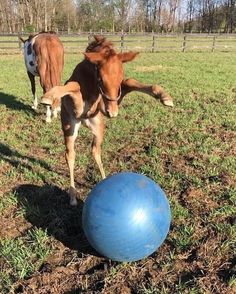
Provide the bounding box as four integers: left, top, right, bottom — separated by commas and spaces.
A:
1, 33, 236, 54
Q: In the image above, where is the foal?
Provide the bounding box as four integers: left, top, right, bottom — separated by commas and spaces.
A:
42, 36, 173, 205
20, 31, 64, 122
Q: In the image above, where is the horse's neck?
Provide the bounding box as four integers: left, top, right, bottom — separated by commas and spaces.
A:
69, 60, 99, 98
67, 60, 101, 118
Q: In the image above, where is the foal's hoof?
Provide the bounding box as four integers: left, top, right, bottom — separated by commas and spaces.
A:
31, 105, 38, 110
44, 117, 52, 123
70, 197, 78, 206
162, 98, 174, 107
69, 187, 79, 206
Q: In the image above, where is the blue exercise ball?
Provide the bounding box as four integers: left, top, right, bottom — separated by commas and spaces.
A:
82, 172, 171, 262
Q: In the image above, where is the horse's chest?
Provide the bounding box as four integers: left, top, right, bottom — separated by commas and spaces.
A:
23, 39, 39, 76
83, 94, 101, 117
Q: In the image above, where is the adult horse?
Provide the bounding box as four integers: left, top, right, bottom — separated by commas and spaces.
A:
41, 35, 173, 205
20, 31, 64, 122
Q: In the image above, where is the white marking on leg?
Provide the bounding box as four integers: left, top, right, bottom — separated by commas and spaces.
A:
45, 105, 52, 123
32, 94, 38, 110
73, 120, 81, 138
69, 120, 81, 206
52, 108, 58, 118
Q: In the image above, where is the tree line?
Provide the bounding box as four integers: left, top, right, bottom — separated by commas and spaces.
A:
0, 1, 235, 34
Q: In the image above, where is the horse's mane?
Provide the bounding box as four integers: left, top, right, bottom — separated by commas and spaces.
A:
86, 35, 114, 54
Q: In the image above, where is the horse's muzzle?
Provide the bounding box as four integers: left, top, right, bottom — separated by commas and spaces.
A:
106, 102, 119, 118
107, 109, 118, 118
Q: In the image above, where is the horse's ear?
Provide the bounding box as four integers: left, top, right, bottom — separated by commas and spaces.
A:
19, 36, 25, 43
118, 51, 139, 63
84, 52, 105, 64
94, 35, 105, 43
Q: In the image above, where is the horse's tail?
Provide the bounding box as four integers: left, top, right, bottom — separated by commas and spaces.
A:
36, 35, 64, 92
48, 38, 64, 88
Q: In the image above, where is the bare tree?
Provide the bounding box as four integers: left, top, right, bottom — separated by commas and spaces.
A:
113, 0, 133, 31
225, 0, 236, 32
0, 0, 236, 34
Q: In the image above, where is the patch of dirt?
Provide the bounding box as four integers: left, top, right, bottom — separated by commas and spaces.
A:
0, 214, 32, 239
182, 186, 219, 217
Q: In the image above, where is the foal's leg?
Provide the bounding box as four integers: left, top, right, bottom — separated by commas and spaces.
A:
41, 82, 81, 106
121, 78, 173, 107
27, 71, 37, 109
41, 82, 83, 120
83, 112, 106, 179
45, 106, 52, 123
63, 119, 81, 206
52, 107, 60, 119
61, 94, 84, 206
43, 88, 53, 123
39, 64, 54, 123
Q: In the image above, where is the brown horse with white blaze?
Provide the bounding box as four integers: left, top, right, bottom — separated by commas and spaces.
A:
41, 35, 173, 205
20, 31, 64, 122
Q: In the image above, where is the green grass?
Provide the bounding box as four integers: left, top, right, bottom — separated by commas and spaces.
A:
0, 228, 51, 293
0, 51, 235, 293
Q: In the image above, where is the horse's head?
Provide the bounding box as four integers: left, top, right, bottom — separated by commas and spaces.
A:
19, 34, 35, 47
84, 49, 139, 118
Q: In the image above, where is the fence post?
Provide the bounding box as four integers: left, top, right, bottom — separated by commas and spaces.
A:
182, 35, 186, 52
151, 33, 155, 53
88, 29, 92, 44
18, 34, 22, 51
212, 35, 216, 52
120, 30, 124, 52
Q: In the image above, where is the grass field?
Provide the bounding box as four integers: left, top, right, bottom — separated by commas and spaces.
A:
0, 50, 236, 293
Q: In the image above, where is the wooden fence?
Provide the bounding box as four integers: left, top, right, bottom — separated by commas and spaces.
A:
1, 33, 236, 54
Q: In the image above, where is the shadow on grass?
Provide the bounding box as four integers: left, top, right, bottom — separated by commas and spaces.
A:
0, 91, 35, 115
1, 143, 97, 189
0, 143, 53, 181
14, 184, 99, 256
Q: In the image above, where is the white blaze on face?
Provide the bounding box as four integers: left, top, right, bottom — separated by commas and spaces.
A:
23, 36, 39, 76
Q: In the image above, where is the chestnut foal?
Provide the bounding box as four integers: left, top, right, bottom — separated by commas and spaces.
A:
41, 36, 173, 205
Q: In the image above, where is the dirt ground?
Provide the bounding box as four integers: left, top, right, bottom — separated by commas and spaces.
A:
1, 156, 235, 294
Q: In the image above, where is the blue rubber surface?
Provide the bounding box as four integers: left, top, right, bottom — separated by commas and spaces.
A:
82, 172, 171, 262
